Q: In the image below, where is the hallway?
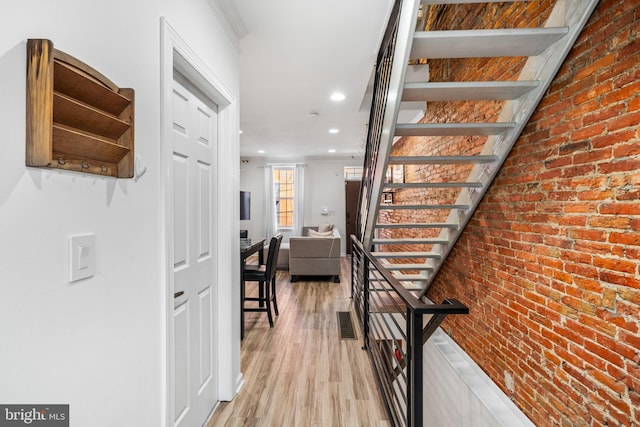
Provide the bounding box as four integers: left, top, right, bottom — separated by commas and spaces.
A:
208, 258, 389, 426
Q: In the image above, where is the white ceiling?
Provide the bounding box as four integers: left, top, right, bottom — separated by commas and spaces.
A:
230, 0, 394, 160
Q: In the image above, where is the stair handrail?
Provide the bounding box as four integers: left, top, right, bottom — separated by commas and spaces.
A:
351, 235, 468, 329
357, 0, 421, 249
356, 0, 400, 242
351, 235, 468, 427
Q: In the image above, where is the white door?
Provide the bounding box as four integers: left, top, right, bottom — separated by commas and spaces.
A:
172, 72, 218, 427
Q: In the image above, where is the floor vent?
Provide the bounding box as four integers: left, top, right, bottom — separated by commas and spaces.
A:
337, 311, 357, 339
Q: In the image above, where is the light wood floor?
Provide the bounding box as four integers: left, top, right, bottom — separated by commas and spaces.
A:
208, 257, 390, 426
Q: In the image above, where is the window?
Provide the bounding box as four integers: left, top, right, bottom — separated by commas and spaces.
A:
344, 166, 363, 180
274, 167, 294, 228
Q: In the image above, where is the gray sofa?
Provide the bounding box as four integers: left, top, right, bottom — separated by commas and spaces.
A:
289, 226, 341, 282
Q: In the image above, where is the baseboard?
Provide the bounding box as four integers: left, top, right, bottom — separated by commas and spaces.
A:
235, 373, 244, 396
423, 329, 534, 427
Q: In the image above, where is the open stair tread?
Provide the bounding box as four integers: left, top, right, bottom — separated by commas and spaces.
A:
378, 204, 470, 210
385, 182, 482, 189
411, 27, 568, 59
391, 273, 430, 281
373, 238, 449, 245
389, 155, 498, 164
381, 263, 435, 270
369, 278, 425, 291
373, 252, 441, 258
422, 0, 529, 4
376, 222, 458, 229
395, 122, 514, 136
402, 81, 539, 102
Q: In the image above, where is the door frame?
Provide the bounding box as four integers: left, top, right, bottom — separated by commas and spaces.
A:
344, 180, 361, 254
160, 17, 240, 427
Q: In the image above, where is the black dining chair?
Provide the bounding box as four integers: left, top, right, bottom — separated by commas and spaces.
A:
242, 233, 283, 328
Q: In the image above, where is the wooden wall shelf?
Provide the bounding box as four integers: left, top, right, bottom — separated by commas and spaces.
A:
26, 39, 135, 177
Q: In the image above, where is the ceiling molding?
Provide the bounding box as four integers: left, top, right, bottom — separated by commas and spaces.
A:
207, 0, 248, 48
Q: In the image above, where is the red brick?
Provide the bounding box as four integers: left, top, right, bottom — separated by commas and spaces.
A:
603, 80, 640, 106
578, 189, 615, 201
609, 312, 640, 337
592, 369, 627, 395
618, 288, 640, 305
582, 102, 626, 125
588, 216, 630, 229
575, 53, 616, 83
564, 203, 598, 214
613, 142, 640, 159
592, 256, 637, 274
619, 331, 640, 351
607, 110, 640, 132
600, 203, 640, 215
584, 338, 624, 367
562, 164, 597, 179
610, 232, 640, 246
573, 148, 612, 164
599, 270, 640, 289
592, 128, 636, 149
569, 228, 606, 241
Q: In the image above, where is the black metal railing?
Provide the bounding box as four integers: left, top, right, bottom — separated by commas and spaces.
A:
351, 235, 469, 427
356, 0, 402, 241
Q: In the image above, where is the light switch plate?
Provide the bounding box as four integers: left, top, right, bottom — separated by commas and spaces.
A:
69, 234, 95, 282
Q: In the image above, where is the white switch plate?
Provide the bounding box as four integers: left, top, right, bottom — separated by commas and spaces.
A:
70, 234, 95, 282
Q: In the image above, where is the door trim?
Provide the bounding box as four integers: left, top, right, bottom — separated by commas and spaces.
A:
160, 17, 239, 427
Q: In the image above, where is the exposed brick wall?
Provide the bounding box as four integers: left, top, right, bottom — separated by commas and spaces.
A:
386, 1, 640, 425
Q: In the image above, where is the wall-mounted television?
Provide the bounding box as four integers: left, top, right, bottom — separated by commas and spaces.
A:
240, 191, 251, 220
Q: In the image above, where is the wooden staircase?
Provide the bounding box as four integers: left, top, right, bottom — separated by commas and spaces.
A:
359, 0, 599, 298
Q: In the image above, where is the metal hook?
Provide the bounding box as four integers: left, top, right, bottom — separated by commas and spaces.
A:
100, 165, 108, 173
58, 157, 66, 165
81, 161, 90, 169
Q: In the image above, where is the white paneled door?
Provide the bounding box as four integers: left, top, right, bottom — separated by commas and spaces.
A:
172, 73, 218, 427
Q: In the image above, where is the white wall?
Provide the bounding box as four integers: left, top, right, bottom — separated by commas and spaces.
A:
240, 157, 362, 254
423, 330, 534, 427
0, 1, 240, 426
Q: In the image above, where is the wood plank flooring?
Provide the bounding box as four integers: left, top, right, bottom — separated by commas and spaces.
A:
208, 257, 390, 426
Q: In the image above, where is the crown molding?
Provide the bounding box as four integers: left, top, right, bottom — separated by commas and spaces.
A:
207, 0, 248, 49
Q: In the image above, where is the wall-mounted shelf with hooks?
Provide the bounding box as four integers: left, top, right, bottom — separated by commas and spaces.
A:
26, 39, 135, 177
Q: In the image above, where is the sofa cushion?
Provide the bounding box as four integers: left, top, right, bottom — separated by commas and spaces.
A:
317, 223, 334, 233
308, 229, 333, 237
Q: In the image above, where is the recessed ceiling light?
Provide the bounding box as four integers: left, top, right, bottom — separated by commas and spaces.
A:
239, 130, 243, 134
328, 149, 336, 153
258, 150, 265, 154
330, 92, 345, 102
329, 128, 339, 134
